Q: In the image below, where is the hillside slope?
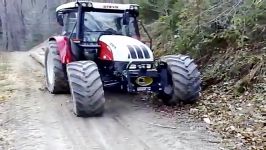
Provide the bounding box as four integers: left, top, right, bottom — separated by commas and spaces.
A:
195, 43, 265, 149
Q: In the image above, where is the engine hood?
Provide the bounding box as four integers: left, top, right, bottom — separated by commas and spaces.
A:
99, 35, 154, 62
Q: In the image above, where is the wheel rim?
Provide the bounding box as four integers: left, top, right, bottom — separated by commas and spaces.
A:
47, 50, 55, 85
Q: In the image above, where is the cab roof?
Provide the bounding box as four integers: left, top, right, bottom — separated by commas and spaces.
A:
56, 1, 139, 12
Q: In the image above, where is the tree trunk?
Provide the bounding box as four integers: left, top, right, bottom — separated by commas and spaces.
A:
0, 0, 136, 51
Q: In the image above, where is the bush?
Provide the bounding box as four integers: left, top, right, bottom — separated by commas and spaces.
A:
139, 0, 266, 59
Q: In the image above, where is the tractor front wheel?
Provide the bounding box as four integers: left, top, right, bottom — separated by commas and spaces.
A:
45, 40, 69, 94
67, 61, 105, 117
159, 55, 201, 105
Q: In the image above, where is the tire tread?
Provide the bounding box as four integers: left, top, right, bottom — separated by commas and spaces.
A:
45, 40, 69, 93
67, 61, 105, 117
160, 55, 201, 105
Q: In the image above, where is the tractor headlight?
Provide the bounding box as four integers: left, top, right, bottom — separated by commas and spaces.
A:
138, 64, 152, 69
138, 64, 146, 69
81, 2, 87, 7
129, 63, 153, 70
146, 64, 152, 69
129, 64, 137, 69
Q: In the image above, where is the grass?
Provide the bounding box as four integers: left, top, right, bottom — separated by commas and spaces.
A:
0, 63, 8, 70
0, 62, 8, 80
0, 60, 11, 102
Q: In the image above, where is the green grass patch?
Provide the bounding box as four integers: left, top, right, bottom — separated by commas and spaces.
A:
0, 60, 12, 102
0, 62, 10, 73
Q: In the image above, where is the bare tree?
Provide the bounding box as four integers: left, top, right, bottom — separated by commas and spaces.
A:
0, 0, 134, 51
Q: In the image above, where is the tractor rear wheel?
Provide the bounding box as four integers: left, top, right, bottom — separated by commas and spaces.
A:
159, 55, 201, 105
67, 61, 105, 117
45, 40, 69, 94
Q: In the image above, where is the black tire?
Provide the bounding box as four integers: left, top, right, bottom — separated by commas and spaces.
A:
159, 55, 201, 105
67, 61, 105, 117
45, 40, 69, 94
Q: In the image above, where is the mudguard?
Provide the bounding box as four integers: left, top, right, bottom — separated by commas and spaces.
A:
49, 36, 72, 64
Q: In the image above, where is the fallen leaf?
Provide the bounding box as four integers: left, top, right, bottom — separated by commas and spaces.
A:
203, 117, 212, 124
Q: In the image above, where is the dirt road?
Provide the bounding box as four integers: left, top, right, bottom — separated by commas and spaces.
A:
0, 52, 222, 150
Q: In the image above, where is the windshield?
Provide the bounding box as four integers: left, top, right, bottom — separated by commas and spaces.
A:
83, 12, 139, 42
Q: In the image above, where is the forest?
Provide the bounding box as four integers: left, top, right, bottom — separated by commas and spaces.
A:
0, 0, 133, 51
140, 0, 265, 149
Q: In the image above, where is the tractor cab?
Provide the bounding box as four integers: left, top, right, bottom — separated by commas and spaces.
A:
56, 1, 141, 42
55, 1, 148, 62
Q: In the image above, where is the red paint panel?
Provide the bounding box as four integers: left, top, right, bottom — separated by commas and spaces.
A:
99, 41, 113, 61
51, 36, 72, 64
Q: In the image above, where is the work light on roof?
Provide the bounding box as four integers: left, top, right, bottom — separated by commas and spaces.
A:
87, 2, 93, 7
130, 5, 139, 10
75, 0, 92, 7
81, 2, 87, 7
75, 0, 90, 2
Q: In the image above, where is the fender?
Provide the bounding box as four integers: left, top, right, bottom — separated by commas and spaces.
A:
49, 36, 72, 64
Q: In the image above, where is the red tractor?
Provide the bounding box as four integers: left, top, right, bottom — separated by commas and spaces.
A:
45, 0, 201, 117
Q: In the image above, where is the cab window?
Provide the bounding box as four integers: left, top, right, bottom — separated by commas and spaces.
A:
63, 12, 77, 37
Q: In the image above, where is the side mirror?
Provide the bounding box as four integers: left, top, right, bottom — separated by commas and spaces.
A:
57, 13, 64, 26
122, 12, 130, 25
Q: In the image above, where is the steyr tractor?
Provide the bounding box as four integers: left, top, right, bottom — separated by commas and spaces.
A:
45, 0, 201, 117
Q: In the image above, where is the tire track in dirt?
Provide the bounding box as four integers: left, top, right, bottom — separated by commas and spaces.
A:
0, 52, 222, 150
